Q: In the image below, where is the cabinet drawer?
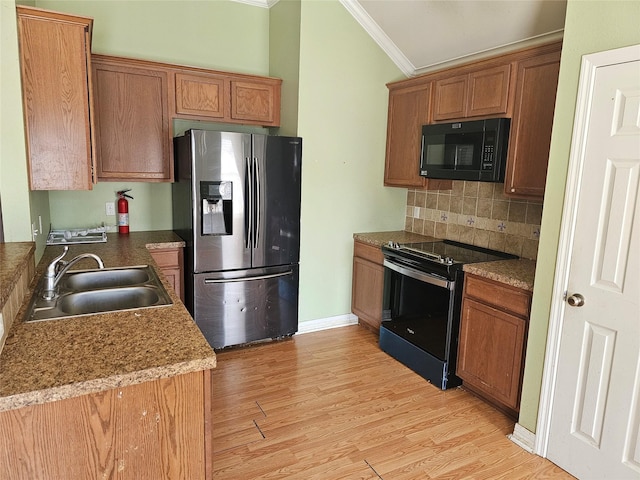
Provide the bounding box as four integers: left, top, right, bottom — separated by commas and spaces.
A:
150, 248, 181, 268
353, 241, 384, 265
464, 274, 530, 318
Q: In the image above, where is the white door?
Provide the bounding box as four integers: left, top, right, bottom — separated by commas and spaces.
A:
543, 45, 640, 479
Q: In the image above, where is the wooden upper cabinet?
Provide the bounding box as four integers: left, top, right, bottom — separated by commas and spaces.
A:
505, 51, 561, 200
175, 72, 226, 119
432, 75, 467, 121
172, 70, 281, 127
384, 83, 451, 190
16, 6, 95, 190
467, 65, 511, 117
92, 55, 173, 182
230, 79, 281, 125
433, 64, 511, 121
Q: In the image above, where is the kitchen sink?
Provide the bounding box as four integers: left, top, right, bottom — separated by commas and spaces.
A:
57, 287, 163, 315
60, 268, 151, 291
24, 265, 173, 322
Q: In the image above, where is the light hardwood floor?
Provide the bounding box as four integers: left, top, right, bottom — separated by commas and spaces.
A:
212, 325, 573, 479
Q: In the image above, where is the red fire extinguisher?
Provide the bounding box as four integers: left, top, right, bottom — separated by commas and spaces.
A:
117, 189, 133, 234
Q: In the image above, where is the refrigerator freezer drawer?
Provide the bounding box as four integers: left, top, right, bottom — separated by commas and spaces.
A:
193, 265, 299, 349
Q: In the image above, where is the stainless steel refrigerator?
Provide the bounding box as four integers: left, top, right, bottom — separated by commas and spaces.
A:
172, 130, 302, 349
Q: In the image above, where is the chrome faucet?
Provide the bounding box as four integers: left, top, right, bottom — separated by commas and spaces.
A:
42, 246, 105, 300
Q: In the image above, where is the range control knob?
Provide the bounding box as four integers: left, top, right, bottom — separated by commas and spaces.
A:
444, 257, 454, 265
388, 241, 400, 249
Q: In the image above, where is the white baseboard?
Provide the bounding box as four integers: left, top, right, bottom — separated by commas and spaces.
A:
508, 423, 536, 453
297, 314, 358, 334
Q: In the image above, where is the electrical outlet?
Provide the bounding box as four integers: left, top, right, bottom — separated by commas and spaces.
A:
105, 202, 116, 216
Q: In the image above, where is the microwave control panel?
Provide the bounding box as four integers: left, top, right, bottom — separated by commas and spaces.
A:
482, 145, 495, 170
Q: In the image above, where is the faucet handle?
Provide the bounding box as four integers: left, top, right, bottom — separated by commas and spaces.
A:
47, 246, 69, 274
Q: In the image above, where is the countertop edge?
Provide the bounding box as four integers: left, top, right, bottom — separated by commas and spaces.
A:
0, 357, 216, 413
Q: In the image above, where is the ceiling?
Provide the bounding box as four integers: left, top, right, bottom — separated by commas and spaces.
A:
246, 0, 568, 77
341, 0, 567, 76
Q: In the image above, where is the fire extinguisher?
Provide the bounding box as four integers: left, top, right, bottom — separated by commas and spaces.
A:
117, 189, 133, 234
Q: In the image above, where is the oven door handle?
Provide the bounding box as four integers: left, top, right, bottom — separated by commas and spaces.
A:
383, 259, 454, 290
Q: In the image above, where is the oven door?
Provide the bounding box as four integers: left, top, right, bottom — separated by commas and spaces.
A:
380, 257, 463, 389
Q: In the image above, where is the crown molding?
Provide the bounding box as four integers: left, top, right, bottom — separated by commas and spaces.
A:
339, 0, 415, 77
229, 0, 277, 9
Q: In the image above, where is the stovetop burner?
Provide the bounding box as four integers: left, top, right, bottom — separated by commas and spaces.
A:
383, 239, 517, 271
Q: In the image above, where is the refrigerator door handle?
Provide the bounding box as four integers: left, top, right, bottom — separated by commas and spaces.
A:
245, 156, 253, 249
204, 270, 293, 284
254, 156, 261, 249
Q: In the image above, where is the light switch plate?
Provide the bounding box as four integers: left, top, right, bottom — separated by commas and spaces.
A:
105, 202, 116, 216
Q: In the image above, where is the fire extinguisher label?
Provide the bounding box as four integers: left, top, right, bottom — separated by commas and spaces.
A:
118, 213, 129, 226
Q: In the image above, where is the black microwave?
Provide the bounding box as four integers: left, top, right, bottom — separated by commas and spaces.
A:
419, 118, 510, 182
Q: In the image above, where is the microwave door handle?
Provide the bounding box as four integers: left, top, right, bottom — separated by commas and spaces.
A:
383, 259, 453, 290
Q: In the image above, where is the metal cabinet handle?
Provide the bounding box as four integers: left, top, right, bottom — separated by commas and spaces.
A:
567, 293, 585, 307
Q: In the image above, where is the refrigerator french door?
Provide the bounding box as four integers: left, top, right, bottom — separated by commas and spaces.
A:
172, 130, 302, 348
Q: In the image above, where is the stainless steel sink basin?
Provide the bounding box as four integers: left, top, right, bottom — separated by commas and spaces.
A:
24, 265, 172, 322
57, 287, 163, 315
60, 268, 151, 291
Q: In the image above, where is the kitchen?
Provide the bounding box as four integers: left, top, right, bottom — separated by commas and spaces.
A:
1, 0, 639, 478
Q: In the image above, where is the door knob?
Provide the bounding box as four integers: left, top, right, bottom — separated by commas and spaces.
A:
567, 293, 585, 307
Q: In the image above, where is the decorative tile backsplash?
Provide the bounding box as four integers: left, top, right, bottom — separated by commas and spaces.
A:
405, 181, 542, 259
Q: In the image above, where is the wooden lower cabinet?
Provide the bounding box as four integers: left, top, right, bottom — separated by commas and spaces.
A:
456, 274, 531, 418
351, 240, 384, 331
149, 247, 184, 302
0, 370, 213, 479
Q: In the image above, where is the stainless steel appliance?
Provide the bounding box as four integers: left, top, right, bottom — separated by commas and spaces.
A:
380, 240, 516, 389
419, 118, 510, 182
172, 130, 302, 349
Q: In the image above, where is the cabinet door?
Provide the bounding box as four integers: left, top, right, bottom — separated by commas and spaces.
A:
457, 297, 527, 411
175, 72, 226, 119
352, 256, 384, 331
384, 84, 431, 188
92, 56, 173, 182
17, 7, 94, 190
467, 64, 511, 117
230, 79, 281, 126
149, 248, 184, 302
505, 51, 561, 200
432, 75, 468, 121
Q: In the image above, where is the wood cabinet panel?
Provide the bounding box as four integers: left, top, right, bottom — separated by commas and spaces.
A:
432, 75, 467, 121
457, 273, 531, 416
92, 56, 173, 182
150, 247, 184, 302
467, 64, 511, 117
231, 79, 280, 125
505, 51, 561, 200
384, 83, 451, 190
457, 298, 527, 411
433, 65, 511, 121
0, 371, 210, 479
464, 274, 530, 318
16, 6, 94, 190
175, 72, 225, 119
352, 241, 384, 331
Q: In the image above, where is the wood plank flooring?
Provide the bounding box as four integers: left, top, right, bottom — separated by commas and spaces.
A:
212, 325, 573, 479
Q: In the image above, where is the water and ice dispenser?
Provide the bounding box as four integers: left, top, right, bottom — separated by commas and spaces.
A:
200, 181, 232, 235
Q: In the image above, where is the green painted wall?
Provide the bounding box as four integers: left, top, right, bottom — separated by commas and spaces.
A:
0, 0, 33, 243
518, 0, 640, 433
269, 0, 301, 137
296, 1, 405, 321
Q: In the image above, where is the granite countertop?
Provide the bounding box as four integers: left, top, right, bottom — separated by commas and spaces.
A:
0, 231, 216, 412
0, 242, 36, 308
463, 258, 537, 292
353, 230, 438, 247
